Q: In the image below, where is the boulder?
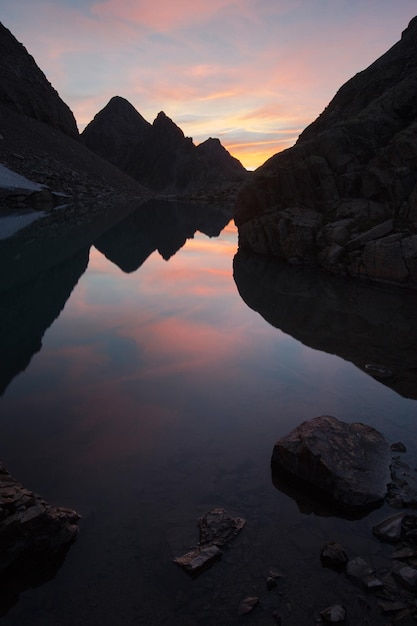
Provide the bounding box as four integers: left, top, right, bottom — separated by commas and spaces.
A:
0, 461, 80, 574
320, 541, 348, 570
271, 416, 391, 511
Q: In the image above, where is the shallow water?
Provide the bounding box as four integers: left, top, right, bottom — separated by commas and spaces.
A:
0, 199, 416, 625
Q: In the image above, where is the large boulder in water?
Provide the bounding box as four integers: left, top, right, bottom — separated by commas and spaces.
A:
271, 415, 391, 511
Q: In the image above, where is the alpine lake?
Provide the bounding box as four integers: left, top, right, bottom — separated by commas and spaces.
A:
0, 198, 417, 625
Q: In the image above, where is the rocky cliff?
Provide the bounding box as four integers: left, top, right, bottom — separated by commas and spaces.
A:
0, 22, 78, 138
234, 17, 417, 288
81, 100, 248, 193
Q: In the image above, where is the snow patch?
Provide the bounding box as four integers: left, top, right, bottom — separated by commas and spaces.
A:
0, 163, 44, 191
0, 162, 46, 240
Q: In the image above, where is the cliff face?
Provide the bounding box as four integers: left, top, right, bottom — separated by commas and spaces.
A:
81, 102, 248, 193
234, 17, 417, 288
0, 22, 78, 138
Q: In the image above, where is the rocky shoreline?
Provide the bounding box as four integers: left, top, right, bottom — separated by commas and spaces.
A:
0, 461, 79, 568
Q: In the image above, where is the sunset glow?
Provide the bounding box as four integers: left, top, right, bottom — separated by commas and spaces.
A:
2, 1, 416, 169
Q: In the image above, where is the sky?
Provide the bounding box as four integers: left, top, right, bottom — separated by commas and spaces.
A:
2, 1, 416, 170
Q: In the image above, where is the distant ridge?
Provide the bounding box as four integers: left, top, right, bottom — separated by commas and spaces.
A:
81, 99, 248, 193
0, 19, 247, 208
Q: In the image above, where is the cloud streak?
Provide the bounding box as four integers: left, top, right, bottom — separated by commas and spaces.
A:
2, 1, 417, 168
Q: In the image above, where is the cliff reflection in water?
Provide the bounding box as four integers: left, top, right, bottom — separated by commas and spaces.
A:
0, 199, 232, 395
233, 248, 417, 400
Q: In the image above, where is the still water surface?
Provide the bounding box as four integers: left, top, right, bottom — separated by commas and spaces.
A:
0, 200, 416, 625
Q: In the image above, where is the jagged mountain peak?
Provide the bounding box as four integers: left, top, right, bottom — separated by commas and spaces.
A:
81, 95, 150, 169
83, 96, 150, 132
82, 97, 247, 192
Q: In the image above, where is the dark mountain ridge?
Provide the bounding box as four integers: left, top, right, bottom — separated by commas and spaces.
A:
234, 16, 417, 289
0, 21, 246, 211
0, 22, 78, 138
81, 98, 248, 193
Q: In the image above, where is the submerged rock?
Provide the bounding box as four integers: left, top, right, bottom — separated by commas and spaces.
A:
198, 507, 246, 547
271, 415, 391, 512
173, 507, 245, 577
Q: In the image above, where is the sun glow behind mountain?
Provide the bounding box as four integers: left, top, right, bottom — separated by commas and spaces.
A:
2, 1, 416, 169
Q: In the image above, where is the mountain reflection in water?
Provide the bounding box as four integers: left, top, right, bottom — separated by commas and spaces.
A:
233, 248, 417, 400
0, 199, 232, 395
0, 201, 417, 625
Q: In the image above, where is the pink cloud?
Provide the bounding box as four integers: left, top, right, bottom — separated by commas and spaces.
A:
91, 0, 232, 31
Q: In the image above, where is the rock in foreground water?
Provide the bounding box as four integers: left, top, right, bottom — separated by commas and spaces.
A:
0, 461, 80, 574
173, 507, 245, 576
271, 415, 391, 511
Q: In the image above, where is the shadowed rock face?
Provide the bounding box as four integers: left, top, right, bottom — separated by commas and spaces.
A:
234, 17, 417, 288
0, 22, 78, 138
81, 101, 248, 193
233, 248, 417, 399
271, 415, 391, 512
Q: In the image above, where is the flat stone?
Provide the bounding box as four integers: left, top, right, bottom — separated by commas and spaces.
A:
320, 604, 346, 623
392, 546, 417, 560
393, 565, 417, 591
346, 219, 394, 251
378, 599, 407, 613
173, 544, 222, 576
346, 557, 381, 589
372, 513, 406, 543
17, 504, 45, 525
237, 596, 259, 615
271, 415, 391, 511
